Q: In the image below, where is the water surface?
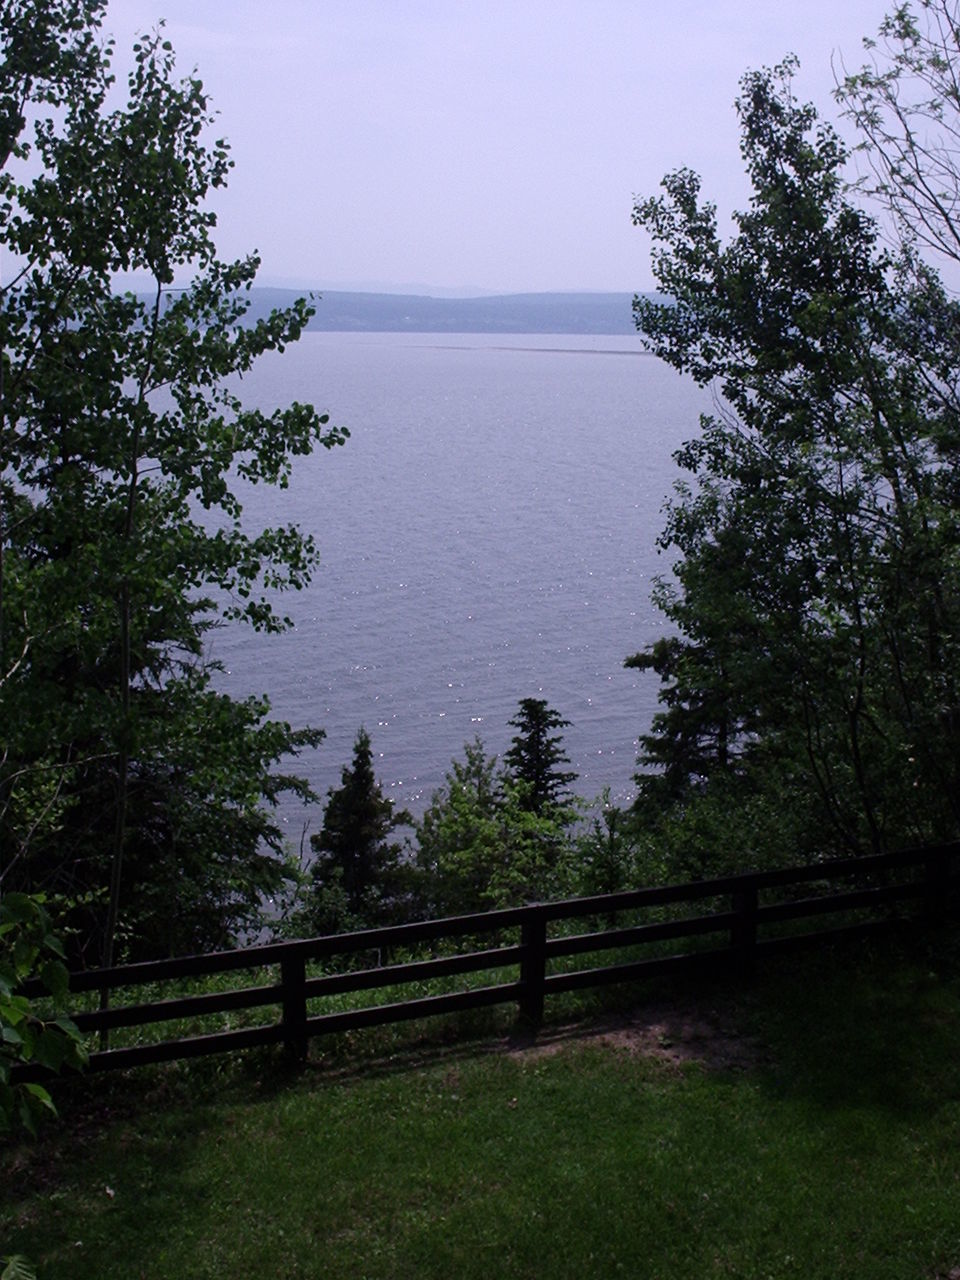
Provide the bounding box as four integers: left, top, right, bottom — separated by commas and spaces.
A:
208, 331, 710, 839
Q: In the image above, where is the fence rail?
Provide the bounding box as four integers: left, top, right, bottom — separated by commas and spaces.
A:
14, 841, 960, 1079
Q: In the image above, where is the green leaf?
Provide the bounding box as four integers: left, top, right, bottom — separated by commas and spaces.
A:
41, 934, 66, 960
0, 1001, 28, 1028
40, 959, 69, 1002
1, 1255, 38, 1280
23, 1083, 56, 1114
32, 1029, 68, 1072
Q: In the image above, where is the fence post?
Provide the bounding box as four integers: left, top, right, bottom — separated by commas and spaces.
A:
924, 849, 950, 924
731, 884, 758, 978
519, 912, 547, 1028
281, 952, 308, 1061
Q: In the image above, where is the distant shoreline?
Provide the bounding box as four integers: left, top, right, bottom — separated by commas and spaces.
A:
234, 288, 654, 335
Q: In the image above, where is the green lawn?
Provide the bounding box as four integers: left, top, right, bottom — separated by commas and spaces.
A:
3, 926, 959, 1280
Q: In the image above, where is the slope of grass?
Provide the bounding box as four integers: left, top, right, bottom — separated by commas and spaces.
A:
3, 924, 959, 1280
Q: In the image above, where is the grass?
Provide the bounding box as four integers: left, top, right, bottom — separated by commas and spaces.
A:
3, 922, 960, 1279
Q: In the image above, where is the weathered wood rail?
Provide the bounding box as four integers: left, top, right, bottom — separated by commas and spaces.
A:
15, 841, 960, 1078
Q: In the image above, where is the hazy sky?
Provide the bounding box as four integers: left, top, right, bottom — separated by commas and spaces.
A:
105, 0, 896, 295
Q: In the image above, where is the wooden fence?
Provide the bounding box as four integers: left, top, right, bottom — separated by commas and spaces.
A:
15, 841, 960, 1079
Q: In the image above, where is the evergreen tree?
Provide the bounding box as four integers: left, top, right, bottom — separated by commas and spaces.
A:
573, 789, 642, 899
505, 698, 577, 816
308, 729, 412, 933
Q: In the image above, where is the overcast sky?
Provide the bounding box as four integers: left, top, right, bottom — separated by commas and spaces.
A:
105, 0, 896, 295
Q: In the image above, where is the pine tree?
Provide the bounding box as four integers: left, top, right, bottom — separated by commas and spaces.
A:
504, 698, 577, 817
308, 729, 412, 932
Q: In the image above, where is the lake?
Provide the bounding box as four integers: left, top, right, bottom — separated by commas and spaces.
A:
208, 331, 710, 841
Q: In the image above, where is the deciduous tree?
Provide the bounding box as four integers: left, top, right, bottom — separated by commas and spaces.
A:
0, 1, 347, 961
836, 0, 960, 267
630, 56, 960, 862
415, 736, 575, 915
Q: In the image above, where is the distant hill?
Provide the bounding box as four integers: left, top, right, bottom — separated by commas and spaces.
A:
238, 289, 644, 335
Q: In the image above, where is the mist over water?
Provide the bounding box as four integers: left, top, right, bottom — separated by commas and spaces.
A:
207, 332, 710, 842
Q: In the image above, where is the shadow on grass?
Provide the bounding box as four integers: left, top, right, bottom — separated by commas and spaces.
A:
741, 920, 960, 1117
7, 917, 958, 1201
3, 918, 959, 1279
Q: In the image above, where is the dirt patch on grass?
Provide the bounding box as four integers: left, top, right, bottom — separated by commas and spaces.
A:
508, 994, 767, 1073
595, 998, 765, 1071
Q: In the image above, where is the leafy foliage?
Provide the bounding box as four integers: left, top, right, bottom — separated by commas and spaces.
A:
836, 0, 960, 266
630, 56, 960, 863
572, 787, 654, 897
0, 893, 86, 1135
415, 736, 575, 915
0, 1257, 36, 1280
0, 2, 347, 961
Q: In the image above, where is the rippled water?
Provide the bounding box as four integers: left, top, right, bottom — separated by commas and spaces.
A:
208, 331, 710, 839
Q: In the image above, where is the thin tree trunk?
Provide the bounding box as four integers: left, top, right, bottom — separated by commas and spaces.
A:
99, 281, 163, 1041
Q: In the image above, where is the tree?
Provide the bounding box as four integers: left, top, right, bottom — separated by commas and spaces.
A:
414, 738, 505, 916
836, 0, 960, 268
629, 57, 960, 863
306, 729, 413, 933
415, 736, 575, 915
573, 788, 644, 898
0, 2, 348, 962
504, 698, 577, 817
